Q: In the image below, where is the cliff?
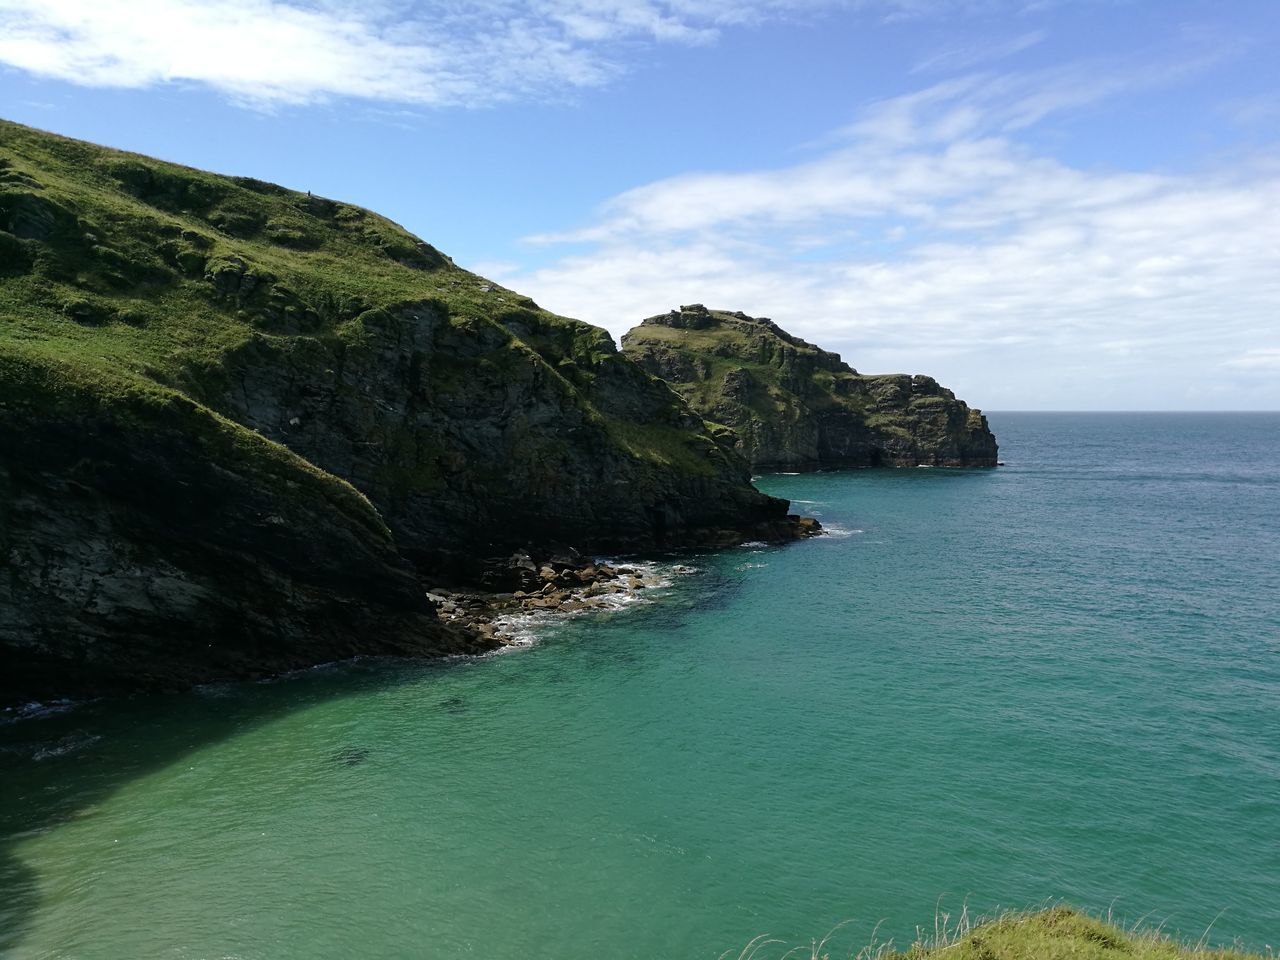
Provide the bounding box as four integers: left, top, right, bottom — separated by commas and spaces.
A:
0, 121, 799, 702
0, 349, 494, 703
621, 305, 998, 471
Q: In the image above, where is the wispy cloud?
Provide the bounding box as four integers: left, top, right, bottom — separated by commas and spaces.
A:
0, 0, 1120, 108
1220, 92, 1280, 130
527, 57, 1215, 246
0, 0, 613, 107
0, 0, 842, 107
504, 59, 1280, 409
1223, 348, 1280, 372
911, 29, 1046, 73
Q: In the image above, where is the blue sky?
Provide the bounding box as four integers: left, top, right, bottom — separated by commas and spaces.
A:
2, 0, 1278, 410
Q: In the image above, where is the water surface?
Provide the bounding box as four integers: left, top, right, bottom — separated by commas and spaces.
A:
2, 413, 1278, 958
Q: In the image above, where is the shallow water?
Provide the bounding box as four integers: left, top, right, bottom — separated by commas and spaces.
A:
2, 413, 1278, 958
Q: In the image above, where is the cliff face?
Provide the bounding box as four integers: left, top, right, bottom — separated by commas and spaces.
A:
621, 305, 998, 471
0, 121, 796, 702
211, 299, 795, 575
0, 352, 494, 704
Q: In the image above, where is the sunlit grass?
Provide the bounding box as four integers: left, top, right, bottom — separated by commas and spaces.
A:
723, 905, 1271, 960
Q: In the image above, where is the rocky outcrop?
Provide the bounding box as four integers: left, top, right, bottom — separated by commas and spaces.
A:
0, 121, 810, 704
205, 300, 800, 577
621, 305, 998, 471
0, 355, 494, 705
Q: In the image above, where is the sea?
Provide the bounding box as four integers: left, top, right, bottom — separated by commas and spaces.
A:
2, 412, 1278, 959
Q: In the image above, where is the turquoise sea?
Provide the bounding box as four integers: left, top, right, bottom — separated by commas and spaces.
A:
2, 412, 1278, 959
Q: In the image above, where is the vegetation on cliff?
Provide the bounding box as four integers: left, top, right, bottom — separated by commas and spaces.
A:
0, 120, 798, 701
622, 305, 998, 471
733, 907, 1263, 960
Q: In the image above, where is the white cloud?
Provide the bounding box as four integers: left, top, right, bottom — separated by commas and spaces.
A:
0, 0, 850, 107
1223, 349, 1280, 372
0, 0, 611, 106
0, 0, 1119, 108
502, 67, 1280, 410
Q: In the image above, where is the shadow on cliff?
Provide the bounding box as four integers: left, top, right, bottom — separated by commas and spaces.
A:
0, 656, 452, 953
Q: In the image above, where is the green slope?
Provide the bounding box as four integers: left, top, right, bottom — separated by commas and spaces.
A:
0, 119, 795, 556
733, 908, 1264, 960
622, 305, 999, 470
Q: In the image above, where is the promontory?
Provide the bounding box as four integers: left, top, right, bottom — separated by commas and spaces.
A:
0, 120, 805, 703
621, 304, 998, 471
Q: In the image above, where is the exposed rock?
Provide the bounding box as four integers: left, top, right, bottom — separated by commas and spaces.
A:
796, 516, 823, 537
0, 368, 494, 705
621, 307, 998, 470
0, 120, 823, 704
425, 548, 698, 641
210, 301, 803, 573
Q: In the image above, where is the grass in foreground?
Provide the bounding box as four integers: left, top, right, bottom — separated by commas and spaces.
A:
724, 906, 1270, 960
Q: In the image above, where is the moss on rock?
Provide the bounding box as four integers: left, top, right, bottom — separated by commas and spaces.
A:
622, 304, 999, 470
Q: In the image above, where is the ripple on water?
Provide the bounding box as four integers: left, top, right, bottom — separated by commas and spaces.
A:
1, 413, 1277, 959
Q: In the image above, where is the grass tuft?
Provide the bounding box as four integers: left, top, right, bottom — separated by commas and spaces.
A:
725, 905, 1271, 960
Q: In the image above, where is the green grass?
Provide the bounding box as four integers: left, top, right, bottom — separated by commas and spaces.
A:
0, 343, 391, 538
604, 418, 723, 477
724, 907, 1269, 960
1, 117, 723, 506
622, 307, 994, 465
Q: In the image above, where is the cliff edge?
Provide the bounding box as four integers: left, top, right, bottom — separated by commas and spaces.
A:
621, 305, 998, 471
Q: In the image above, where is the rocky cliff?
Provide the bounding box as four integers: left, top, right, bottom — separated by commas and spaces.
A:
621, 305, 998, 471
0, 350, 495, 704
0, 121, 800, 702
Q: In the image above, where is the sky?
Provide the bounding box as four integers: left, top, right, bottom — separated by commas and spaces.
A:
1, 0, 1278, 410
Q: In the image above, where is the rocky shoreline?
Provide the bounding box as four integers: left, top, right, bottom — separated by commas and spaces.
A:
0, 525, 822, 717
427, 518, 823, 647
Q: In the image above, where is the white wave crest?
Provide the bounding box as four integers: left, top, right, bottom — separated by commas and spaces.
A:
33, 732, 102, 761
817, 524, 864, 538
486, 559, 692, 651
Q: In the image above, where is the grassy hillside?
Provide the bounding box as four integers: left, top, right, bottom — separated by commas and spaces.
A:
0, 120, 792, 565
730, 907, 1265, 960
1, 117, 587, 465
621, 312, 860, 416
0, 118, 510, 536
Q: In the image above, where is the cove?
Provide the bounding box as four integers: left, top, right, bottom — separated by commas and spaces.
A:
2, 413, 1278, 959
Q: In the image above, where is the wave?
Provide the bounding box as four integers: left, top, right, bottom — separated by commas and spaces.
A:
817, 524, 864, 538
0, 699, 82, 725
1, 730, 104, 761
32, 732, 102, 761
487, 559, 691, 651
